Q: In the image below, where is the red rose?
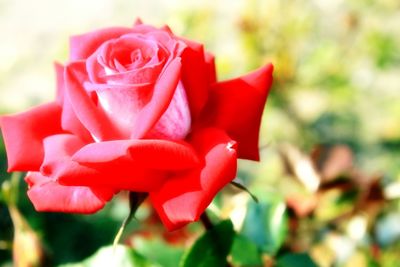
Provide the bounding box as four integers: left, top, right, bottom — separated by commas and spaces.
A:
0, 20, 273, 230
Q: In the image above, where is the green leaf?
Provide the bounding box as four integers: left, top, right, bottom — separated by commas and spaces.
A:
59, 245, 160, 267
276, 253, 318, 267
241, 197, 288, 255
231, 234, 263, 267
133, 237, 184, 267
180, 220, 235, 267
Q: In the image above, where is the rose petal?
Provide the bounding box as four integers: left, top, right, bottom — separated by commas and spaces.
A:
201, 64, 273, 161
134, 18, 143, 26
131, 24, 161, 35
70, 27, 133, 60
180, 39, 211, 120
0, 103, 63, 171
72, 138, 200, 170
25, 172, 114, 214
61, 93, 94, 142
55, 63, 92, 141
95, 84, 153, 138
98, 64, 164, 85
150, 128, 237, 231
41, 134, 166, 192
40, 134, 87, 174
131, 58, 182, 139
65, 63, 123, 141
146, 82, 191, 140
204, 52, 217, 85
86, 35, 165, 84
160, 24, 173, 35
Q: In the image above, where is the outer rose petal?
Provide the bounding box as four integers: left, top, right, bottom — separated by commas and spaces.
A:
70, 27, 133, 60
55, 63, 92, 141
204, 52, 217, 84
41, 134, 166, 192
72, 139, 200, 170
180, 39, 211, 120
201, 64, 273, 161
150, 128, 237, 231
0, 103, 63, 171
25, 172, 114, 214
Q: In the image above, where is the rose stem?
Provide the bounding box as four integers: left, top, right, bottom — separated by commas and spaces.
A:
200, 212, 213, 230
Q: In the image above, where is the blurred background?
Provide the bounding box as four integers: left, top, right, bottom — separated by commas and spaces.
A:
1, 0, 399, 266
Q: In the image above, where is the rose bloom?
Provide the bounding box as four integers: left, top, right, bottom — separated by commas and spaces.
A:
0, 20, 273, 230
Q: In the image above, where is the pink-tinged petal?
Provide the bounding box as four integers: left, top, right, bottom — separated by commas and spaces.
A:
131, 58, 182, 139
160, 24, 173, 35
86, 34, 166, 84
64, 63, 123, 141
86, 53, 105, 84
72, 138, 199, 170
0, 103, 63, 172
40, 134, 87, 174
41, 134, 166, 192
146, 82, 191, 140
88, 59, 164, 85
70, 27, 133, 60
61, 93, 93, 142
100, 65, 164, 85
150, 128, 237, 231
201, 64, 274, 161
55, 63, 92, 141
95, 84, 153, 138
25, 172, 114, 214
179, 39, 210, 120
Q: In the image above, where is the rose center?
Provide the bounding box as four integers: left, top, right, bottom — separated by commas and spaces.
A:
98, 36, 163, 76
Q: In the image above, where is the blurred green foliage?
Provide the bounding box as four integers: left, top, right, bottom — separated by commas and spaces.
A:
1, 0, 399, 266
